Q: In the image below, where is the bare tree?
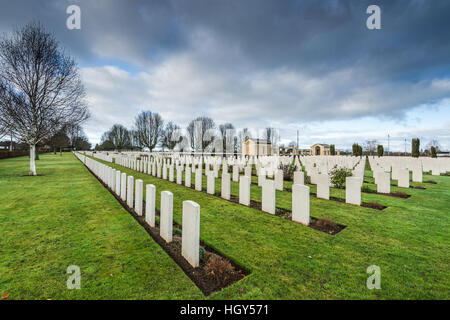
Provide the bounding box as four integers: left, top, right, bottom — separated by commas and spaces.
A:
0, 123, 6, 140
47, 129, 70, 156
134, 111, 163, 151
265, 127, 280, 145
0, 23, 89, 175
187, 116, 216, 152
235, 128, 251, 154
365, 140, 378, 155
66, 124, 81, 150
426, 139, 441, 152
102, 124, 131, 151
160, 121, 180, 151
219, 123, 235, 154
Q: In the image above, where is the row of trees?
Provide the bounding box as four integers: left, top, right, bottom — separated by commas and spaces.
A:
97, 113, 280, 153
351, 139, 442, 157
0, 23, 90, 175
352, 143, 363, 156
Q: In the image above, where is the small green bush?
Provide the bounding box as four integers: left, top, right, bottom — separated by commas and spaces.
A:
377, 145, 384, 157
330, 166, 352, 189
279, 163, 295, 181
431, 146, 437, 158
304, 174, 311, 185
199, 247, 206, 261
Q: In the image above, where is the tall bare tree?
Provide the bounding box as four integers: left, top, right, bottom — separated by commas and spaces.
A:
160, 121, 180, 151
187, 116, 215, 152
102, 124, 131, 151
134, 111, 163, 151
0, 23, 89, 175
365, 140, 378, 156
0, 123, 6, 140
66, 124, 81, 150
219, 123, 235, 154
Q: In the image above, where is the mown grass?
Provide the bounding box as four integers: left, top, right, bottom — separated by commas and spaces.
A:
1, 153, 449, 299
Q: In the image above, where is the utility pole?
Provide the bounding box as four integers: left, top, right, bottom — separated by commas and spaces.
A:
387, 134, 390, 156
404, 138, 407, 156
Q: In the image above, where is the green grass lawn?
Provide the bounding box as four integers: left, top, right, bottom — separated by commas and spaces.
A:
1, 153, 449, 299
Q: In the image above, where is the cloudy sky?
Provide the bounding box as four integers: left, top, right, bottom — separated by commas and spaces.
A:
1, 0, 449, 151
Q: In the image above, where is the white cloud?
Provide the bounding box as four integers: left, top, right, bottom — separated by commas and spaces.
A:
81, 55, 450, 149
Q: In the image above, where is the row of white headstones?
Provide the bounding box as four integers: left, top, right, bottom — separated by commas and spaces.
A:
113, 154, 312, 224
92, 152, 450, 208
74, 152, 200, 268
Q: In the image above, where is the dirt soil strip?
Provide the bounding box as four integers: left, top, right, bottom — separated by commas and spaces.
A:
79, 158, 248, 296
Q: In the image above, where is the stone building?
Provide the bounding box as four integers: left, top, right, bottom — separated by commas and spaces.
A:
242, 138, 272, 156
310, 143, 331, 156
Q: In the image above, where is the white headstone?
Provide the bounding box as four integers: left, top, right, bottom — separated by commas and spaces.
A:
398, 168, 410, 188
316, 174, 329, 200
239, 176, 251, 206
176, 166, 183, 184
135, 179, 143, 215
293, 171, 304, 185
169, 165, 174, 182
245, 165, 252, 177
145, 184, 156, 227
121, 173, 127, 201
412, 167, 422, 183
185, 167, 191, 188
221, 172, 231, 200
160, 191, 173, 243
207, 172, 215, 195
127, 176, 134, 207
232, 165, 239, 182
292, 184, 310, 225
377, 171, 391, 194
163, 165, 167, 180
195, 169, 202, 191
262, 179, 276, 214
115, 170, 121, 195
345, 177, 361, 206
275, 169, 284, 191
182, 200, 200, 268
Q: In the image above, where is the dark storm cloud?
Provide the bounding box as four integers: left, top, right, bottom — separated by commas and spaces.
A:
0, 0, 449, 145
1, 0, 448, 77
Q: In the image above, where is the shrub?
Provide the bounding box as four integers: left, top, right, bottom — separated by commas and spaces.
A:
330, 166, 352, 189
304, 174, 311, 185
199, 247, 206, 261
411, 138, 420, 158
352, 143, 363, 156
431, 146, 437, 158
377, 144, 384, 157
279, 163, 295, 181
205, 256, 236, 287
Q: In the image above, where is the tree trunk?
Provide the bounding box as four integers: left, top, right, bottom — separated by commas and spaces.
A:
29, 144, 37, 176
60, 147, 62, 156
53, 146, 56, 154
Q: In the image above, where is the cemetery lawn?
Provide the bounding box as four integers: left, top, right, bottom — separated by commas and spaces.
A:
1, 153, 449, 299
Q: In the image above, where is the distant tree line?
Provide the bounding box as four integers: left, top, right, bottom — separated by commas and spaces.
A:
95, 111, 280, 154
